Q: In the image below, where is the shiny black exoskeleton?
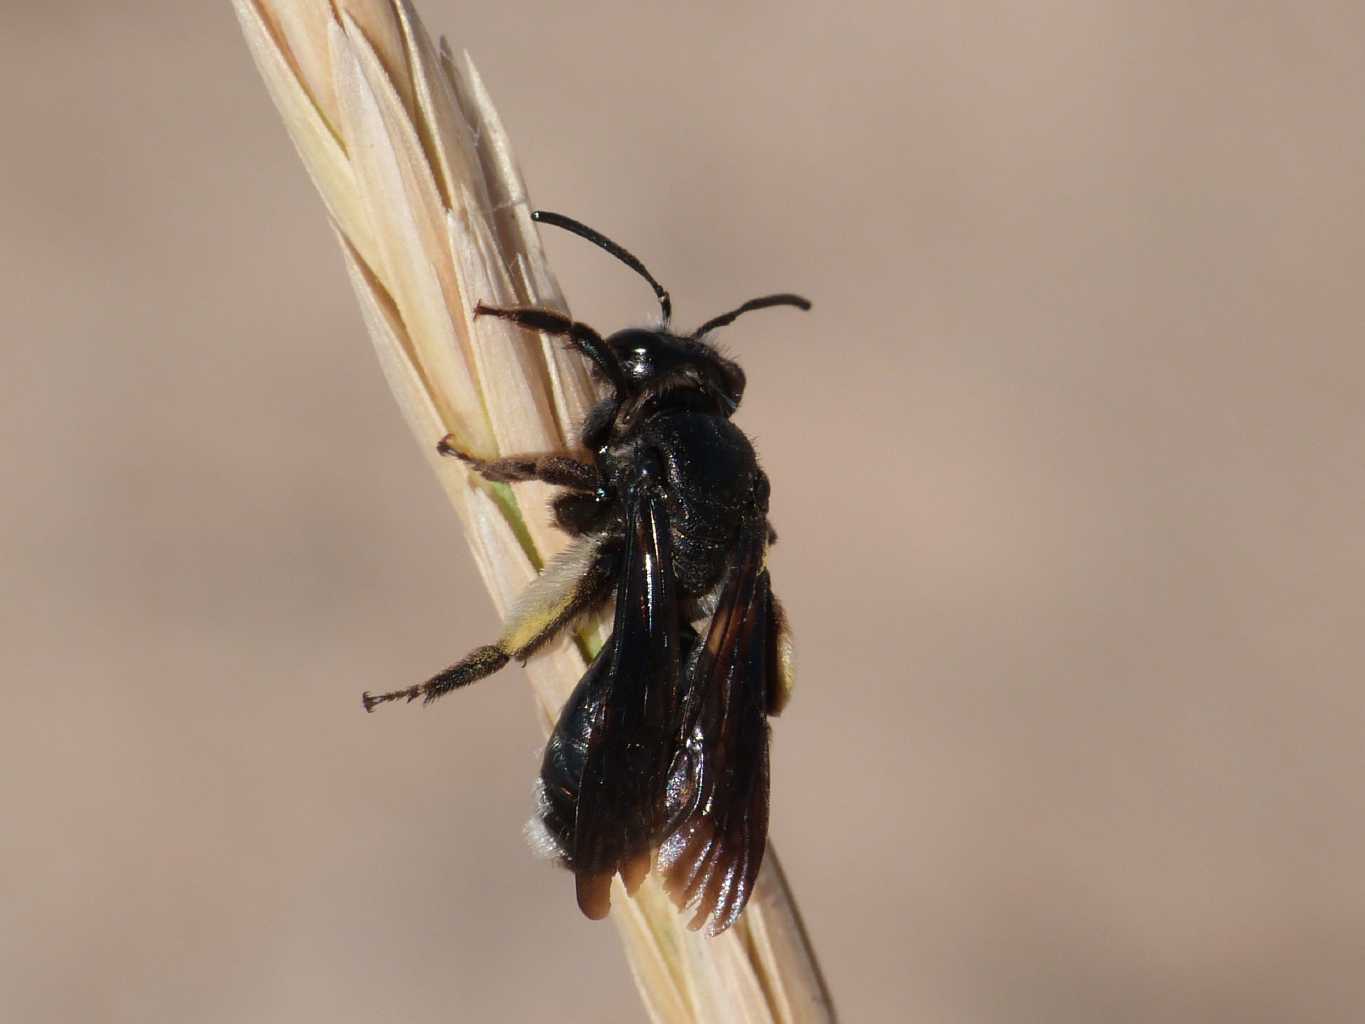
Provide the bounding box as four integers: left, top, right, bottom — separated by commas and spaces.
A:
362, 210, 808, 935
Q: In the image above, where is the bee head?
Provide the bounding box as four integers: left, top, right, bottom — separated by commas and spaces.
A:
606, 329, 746, 415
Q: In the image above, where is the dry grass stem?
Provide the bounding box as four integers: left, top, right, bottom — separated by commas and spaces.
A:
233, 1, 835, 1019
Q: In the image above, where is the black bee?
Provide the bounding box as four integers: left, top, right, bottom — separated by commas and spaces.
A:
363, 211, 809, 935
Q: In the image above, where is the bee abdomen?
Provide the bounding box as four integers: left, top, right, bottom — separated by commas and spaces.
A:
527, 643, 611, 865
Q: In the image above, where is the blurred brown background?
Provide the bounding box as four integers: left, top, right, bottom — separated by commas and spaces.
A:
3, 3, 1364, 1022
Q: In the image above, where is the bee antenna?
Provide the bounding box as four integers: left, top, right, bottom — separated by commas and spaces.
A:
533, 210, 672, 325
692, 293, 811, 339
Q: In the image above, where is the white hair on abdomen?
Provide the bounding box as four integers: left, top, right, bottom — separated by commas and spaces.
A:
523, 777, 567, 861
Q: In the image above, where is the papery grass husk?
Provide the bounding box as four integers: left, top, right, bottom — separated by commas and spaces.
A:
232, 2, 836, 1020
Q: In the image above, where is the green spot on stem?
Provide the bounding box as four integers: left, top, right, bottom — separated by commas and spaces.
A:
488, 481, 543, 572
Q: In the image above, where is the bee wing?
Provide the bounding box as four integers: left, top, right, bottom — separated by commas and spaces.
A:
571, 474, 684, 920
657, 522, 773, 935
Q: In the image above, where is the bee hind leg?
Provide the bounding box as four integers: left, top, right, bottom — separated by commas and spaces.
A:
362, 535, 621, 713
361, 645, 508, 711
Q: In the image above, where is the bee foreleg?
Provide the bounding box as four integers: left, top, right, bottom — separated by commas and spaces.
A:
473, 303, 628, 394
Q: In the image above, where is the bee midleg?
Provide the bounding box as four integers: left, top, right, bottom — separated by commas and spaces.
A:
361, 536, 620, 712
436, 435, 598, 490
